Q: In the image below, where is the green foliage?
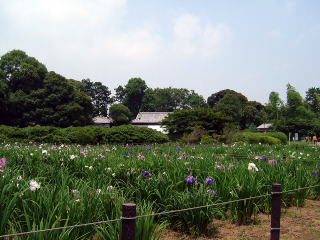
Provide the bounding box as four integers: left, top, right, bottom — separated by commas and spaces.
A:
81, 79, 113, 117
161, 108, 230, 139
121, 78, 148, 118
0, 141, 319, 237
207, 89, 248, 108
0, 49, 47, 93
109, 104, 131, 125
200, 135, 216, 144
213, 93, 243, 121
100, 125, 168, 144
233, 132, 281, 145
141, 88, 207, 112
0, 125, 168, 144
181, 128, 208, 143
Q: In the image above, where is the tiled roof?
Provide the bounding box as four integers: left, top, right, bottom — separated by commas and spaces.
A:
132, 112, 171, 124
93, 116, 112, 124
257, 123, 273, 129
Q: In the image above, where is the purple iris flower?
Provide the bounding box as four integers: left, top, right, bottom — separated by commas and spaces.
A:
185, 175, 196, 184
262, 155, 268, 160
312, 170, 320, 175
205, 177, 214, 185
141, 170, 150, 176
146, 146, 152, 150
176, 146, 181, 151
207, 189, 217, 196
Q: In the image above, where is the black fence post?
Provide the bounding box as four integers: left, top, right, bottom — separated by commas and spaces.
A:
270, 184, 281, 240
121, 203, 136, 240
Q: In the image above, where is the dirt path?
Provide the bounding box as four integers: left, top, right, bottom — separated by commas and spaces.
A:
161, 200, 320, 240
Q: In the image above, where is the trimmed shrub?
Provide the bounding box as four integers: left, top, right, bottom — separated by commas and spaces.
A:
0, 125, 168, 144
234, 132, 281, 145
267, 132, 287, 144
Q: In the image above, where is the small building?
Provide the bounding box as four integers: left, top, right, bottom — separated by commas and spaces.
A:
257, 123, 273, 132
93, 116, 112, 127
132, 112, 171, 133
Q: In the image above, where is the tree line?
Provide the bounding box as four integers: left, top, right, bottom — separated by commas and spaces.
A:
0, 49, 320, 137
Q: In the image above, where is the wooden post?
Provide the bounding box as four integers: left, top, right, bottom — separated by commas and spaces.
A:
270, 184, 281, 240
121, 203, 136, 240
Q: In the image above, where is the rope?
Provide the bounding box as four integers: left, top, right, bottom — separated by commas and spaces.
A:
0, 218, 122, 239
1, 184, 320, 238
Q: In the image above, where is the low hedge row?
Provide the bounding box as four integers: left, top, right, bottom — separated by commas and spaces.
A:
233, 131, 287, 145
0, 125, 169, 144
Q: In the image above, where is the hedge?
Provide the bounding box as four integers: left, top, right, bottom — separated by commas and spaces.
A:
233, 131, 287, 145
0, 125, 168, 144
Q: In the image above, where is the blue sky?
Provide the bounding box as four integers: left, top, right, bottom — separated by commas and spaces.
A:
1, 0, 320, 103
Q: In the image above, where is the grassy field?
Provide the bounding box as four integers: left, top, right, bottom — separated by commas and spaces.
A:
0, 142, 319, 239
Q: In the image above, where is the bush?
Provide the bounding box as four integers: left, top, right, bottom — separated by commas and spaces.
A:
101, 125, 168, 144
0, 125, 168, 144
200, 135, 216, 144
267, 132, 287, 144
234, 132, 281, 145
181, 128, 207, 143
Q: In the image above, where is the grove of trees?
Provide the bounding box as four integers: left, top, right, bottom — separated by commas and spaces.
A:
1, 49, 320, 139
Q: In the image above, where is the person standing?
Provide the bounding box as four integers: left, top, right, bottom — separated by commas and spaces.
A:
312, 135, 317, 145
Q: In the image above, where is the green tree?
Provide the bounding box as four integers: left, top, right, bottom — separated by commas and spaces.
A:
141, 88, 207, 111
286, 84, 313, 119
265, 91, 283, 120
0, 74, 8, 124
213, 94, 243, 121
161, 108, 230, 139
32, 72, 93, 127
207, 89, 248, 108
109, 104, 131, 125
306, 87, 320, 113
81, 78, 112, 117
113, 85, 126, 103
0, 49, 47, 93
122, 78, 147, 117
241, 101, 267, 128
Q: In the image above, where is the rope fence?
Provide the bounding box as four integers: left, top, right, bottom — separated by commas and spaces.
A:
0, 184, 320, 240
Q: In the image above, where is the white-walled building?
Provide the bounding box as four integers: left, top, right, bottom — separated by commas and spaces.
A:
131, 112, 171, 133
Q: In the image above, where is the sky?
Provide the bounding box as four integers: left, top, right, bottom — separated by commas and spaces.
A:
1, 0, 320, 104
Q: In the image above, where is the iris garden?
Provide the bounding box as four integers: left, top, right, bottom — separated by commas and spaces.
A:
0, 142, 319, 238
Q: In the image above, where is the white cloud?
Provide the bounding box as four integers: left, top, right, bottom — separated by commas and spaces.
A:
172, 13, 231, 57
0, 1, 233, 100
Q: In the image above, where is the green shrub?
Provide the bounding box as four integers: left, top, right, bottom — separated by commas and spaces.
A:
234, 132, 281, 145
200, 135, 216, 144
101, 125, 168, 144
181, 128, 207, 143
0, 125, 168, 144
267, 132, 287, 144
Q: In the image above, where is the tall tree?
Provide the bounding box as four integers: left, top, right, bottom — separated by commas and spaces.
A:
0, 73, 8, 124
207, 89, 247, 108
141, 88, 207, 111
122, 78, 147, 118
113, 85, 126, 103
32, 72, 93, 127
306, 87, 320, 113
241, 101, 267, 128
213, 94, 243, 121
81, 78, 112, 117
0, 49, 47, 93
265, 91, 283, 120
